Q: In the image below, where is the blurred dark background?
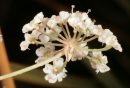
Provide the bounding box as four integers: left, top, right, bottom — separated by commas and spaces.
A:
0, 0, 130, 88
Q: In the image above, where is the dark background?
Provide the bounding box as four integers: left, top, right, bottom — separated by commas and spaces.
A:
0, 0, 130, 88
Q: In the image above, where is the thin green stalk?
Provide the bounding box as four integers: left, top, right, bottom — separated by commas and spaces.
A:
76, 31, 82, 41
52, 28, 66, 40
65, 23, 71, 38
41, 32, 65, 44
78, 35, 98, 44
81, 45, 112, 52
79, 34, 87, 41
57, 60, 67, 74
0, 52, 63, 80
59, 23, 68, 39
36, 41, 64, 46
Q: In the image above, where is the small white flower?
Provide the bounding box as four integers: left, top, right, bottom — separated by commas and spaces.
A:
47, 15, 57, 28
43, 58, 67, 83
24, 30, 41, 43
81, 12, 88, 20
36, 45, 55, 58
98, 29, 122, 52
33, 12, 44, 24
68, 17, 79, 27
20, 41, 30, 51
90, 52, 110, 73
39, 34, 50, 43
22, 23, 34, 33
45, 26, 62, 38
59, 11, 70, 21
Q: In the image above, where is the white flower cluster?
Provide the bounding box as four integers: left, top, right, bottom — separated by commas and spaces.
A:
0, 35, 2, 42
20, 5, 122, 83
89, 52, 110, 73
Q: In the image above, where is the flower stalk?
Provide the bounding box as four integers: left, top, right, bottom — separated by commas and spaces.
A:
0, 52, 63, 81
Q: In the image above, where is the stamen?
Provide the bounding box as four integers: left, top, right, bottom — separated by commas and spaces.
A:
93, 19, 96, 24
71, 5, 75, 13
87, 9, 91, 14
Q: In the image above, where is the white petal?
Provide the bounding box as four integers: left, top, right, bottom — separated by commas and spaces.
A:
36, 47, 45, 56
43, 64, 53, 74
57, 71, 67, 82
53, 26, 62, 34
101, 56, 108, 64
47, 15, 57, 28
63, 68, 67, 73
33, 12, 44, 24
98, 35, 107, 43
85, 18, 92, 27
99, 64, 110, 73
35, 57, 44, 64
68, 17, 78, 27
112, 42, 122, 52
53, 58, 64, 67
24, 33, 32, 41
22, 23, 33, 33
81, 12, 88, 20
59, 11, 70, 20
57, 73, 63, 82
20, 41, 30, 51
39, 34, 50, 43
31, 30, 41, 38
45, 74, 57, 83
103, 29, 113, 36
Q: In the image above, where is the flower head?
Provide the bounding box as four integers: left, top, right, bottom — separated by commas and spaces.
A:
20, 5, 122, 83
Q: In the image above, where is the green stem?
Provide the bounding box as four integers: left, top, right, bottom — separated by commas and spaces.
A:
82, 45, 112, 52
59, 23, 68, 39
79, 34, 87, 42
76, 31, 82, 41
0, 52, 63, 80
72, 31, 77, 39
57, 60, 67, 74
86, 56, 99, 63
65, 23, 71, 39
52, 28, 66, 40
78, 35, 98, 44
41, 32, 65, 44
36, 41, 64, 46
